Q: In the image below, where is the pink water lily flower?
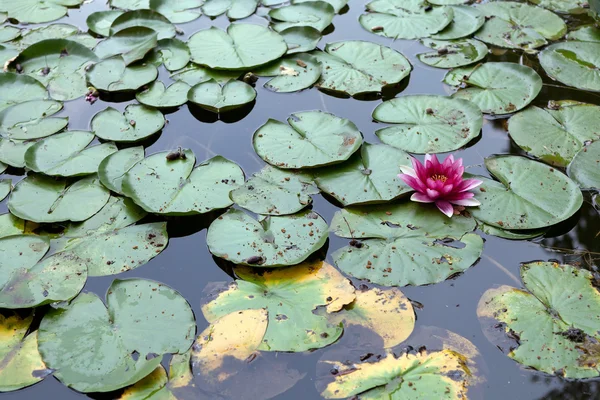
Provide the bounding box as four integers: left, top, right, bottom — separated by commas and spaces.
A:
398, 154, 482, 218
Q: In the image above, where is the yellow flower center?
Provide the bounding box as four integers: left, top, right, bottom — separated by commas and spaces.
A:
431, 174, 447, 183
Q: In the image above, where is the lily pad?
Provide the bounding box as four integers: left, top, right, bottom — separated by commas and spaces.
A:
206, 208, 328, 267
475, 2, 566, 50
122, 150, 244, 216
87, 56, 158, 93
0, 179, 10, 201
14, 24, 98, 50
0, 213, 29, 239
451, 62, 542, 115
230, 165, 319, 215
255, 53, 321, 93
530, 0, 589, 14
109, 9, 176, 40
94, 27, 157, 66
149, 38, 190, 72
150, 0, 202, 23
91, 105, 165, 143
0, 100, 67, 140
373, 95, 483, 154
418, 39, 488, 68
330, 202, 483, 286
280, 26, 322, 54
313, 143, 412, 206
187, 80, 256, 113
110, 0, 149, 8
0, 139, 37, 168
0, 73, 48, 112
253, 111, 362, 169
311, 41, 411, 96
202, 0, 259, 19
24, 131, 117, 177
86, 10, 125, 37
0, 26, 20, 43
478, 262, 600, 378
202, 260, 356, 351
295, 0, 348, 12
8, 174, 110, 223
136, 81, 190, 108
539, 41, 600, 92
478, 222, 546, 240
98, 146, 145, 195
431, 5, 485, 40
508, 101, 600, 166
270, 1, 335, 33
567, 25, 600, 42
170, 64, 240, 86
0, 45, 18, 68
471, 155, 583, 230
38, 279, 195, 392
0, 0, 83, 24
188, 24, 287, 70
567, 140, 600, 189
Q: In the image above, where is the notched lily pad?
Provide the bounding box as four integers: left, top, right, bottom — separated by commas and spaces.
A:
418, 39, 488, 69
136, 81, 190, 108
539, 41, 600, 92
0, 100, 67, 140
0, 73, 47, 113
187, 79, 256, 113
98, 146, 145, 195
270, 1, 335, 33
568, 140, 600, 190
109, 9, 176, 40
87, 56, 158, 93
91, 104, 165, 143
94, 27, 158, 66
202, 0, 259, 20
255, 53, 321, 93
0, 0, 84, 24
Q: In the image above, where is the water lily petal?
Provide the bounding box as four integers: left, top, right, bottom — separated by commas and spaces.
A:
412, 157, 427, 180
399, 165, 417, 178
399, 174, 426, 192
411, 192, 434, 203
426, 188, 440, 199
450, 197, 481, 207
456, 178, 482, 192
435, 200, 454, 218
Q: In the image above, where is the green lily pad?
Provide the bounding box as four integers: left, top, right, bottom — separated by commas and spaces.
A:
295, 0, 348, 12
280, 26, 322, 54
539, 41, 600, 92
0, 162, 5, 174
0, 313, 49, 391
508, 101, 600, 167
149, 38, 190, 72
255, 53, 321, 93
14, 24, 98, 50
24, 131, 117, 177
313, 143, 412, 206
567, 140, 600, 189
0, 213, 28, 239
0, 100, 67, 140
475, 2, 566, 50
331, 202, 483, 286
270, 1, 335, 32
478, 262, 600, 378
188, 24, 287, 70
86, 10, 125, 37
567, 25, 600, 42
418, 39, 487, 68
230, 165, 319, 215
430, 5, 485, 40
150, 0, 202, 23
122, 150, 243, 216
206, 208, 328, 266
8, 174, 110, 223
0, 179, 10, 201
187, 80, 256, 113
98, 146, 145, 195
451, 62, 542, 115
87, 56, 158, 92
0, 26, 21, 43
201, 260, 356, 351
0, 0, 83, 24
0, 73, 48, 112
94, 27, 158, 66
109, 9, 176, 40
170, 63, 240, 86
373, 95, 482, 153
253, 111, 363, 169
478, 222, 546, 240
0, 139, 37, 168
38, 278, 195, 392
311, 41, 411, 96
471, 155, 583, 230
110, 0, 149, 8
530, 0, 589, 14
202, 0, 259, 19
91, 105, 165, 143
0, 45, 18, 68
136, 81, 190, 108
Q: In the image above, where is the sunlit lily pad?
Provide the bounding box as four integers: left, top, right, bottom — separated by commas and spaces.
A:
508, 101, 600, 166
471, 155, 583, 230
0, 139, 36, 168
122, 150, 243, 216
295, 0, 347, 12
475, 2, 566, 50
94, 27, 157, 66
0, 73, 48, 112
0, 26, 21, 43
0, 213, 29, 239
313, 143, 412, 206
86, 10, 125, 37
567, 25, 600, 42
170, 64, 240, 86
0, 100, 67, 140
91, 105, 165, 143
280, 26, 322, 54
0, 179, 10, 201
150, 0, 203, 23
136, 81, 190, 108
0, 0, 83, 24
202, 0, 259, 19
373, 95, 483, 153
478, 221, 546, 240
187, 80, 256, 113
568, 140, 600, 189
451, 62, 542, 115
98, 146, 145, 195
148, 38, 190, 72
311, 41, 411, 96
189, 24, 287, 70
14, 24, 98, 50
109, 9, 176, 40
38, 278, 195, 392
478, 262, 600, 378
270, 1, 335, 32
255, 53, 321, 93
87, 56, 158, 92
202, 260, 355, 351
418, 39, 488, 68
431, 5, 485, 40
206, 208, 328, 267
331, 202, 483, 286
8, 174, 110, 223
110, 0, 149, 9
539, 41, 600, 92
0, 45, 18, 68
530, 0, 589, 14
253, 111, 362, 169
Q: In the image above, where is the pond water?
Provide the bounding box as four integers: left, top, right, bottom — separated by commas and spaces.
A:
1, 0, 600, 399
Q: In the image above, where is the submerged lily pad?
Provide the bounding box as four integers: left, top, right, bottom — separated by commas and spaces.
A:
0, 100, 67, 140
109, 9, 175, 40
202, 0, 259, 19
280, 26, 322, 54
471, 155, 583, 230
255, 53, 321, 93
98, 147, 145, 195
270, 1, 335, 33
202, 260, 355, 351
418, 39, 488, 68
206, 208, 328, 267
568, 140, 600, 189
478, 262, 600, 378
150, 0, 202, 23
373, 95, 483, 153
187, 80, 256, 113
451, 62, 542, 115
94, 27, 157, 66
539, 41, 600, 92
431, 5, 485, 40
86, 10, 125, 37
91, 105, 165, 143
87, 56, 158, 92
508, 101, 600, 166
0, 0, 83, 24
0, 73, 48, 112
136, 81, 190, 108
38, 279, 195, 392
122, 150, 243, 216
331, 202, 483, 286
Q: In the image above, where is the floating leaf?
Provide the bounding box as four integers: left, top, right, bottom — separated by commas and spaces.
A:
109, 9, 176, 40
98, 147, 145, 195
230, 165, 319, 215
206, 208, 328, 266
0, 45, 17, 68
478, 222, 546, 240
87, 56, 158, 92
313, 143, 412, 206
170, 63, 240, 86
530, 0, 589, 14
331, 202, 483, 286
0, 213, 28, 239
478, 262, 600, 378
202, 0, 259, 19
86, 10, 125, 37
255, 53, 321, 93
270, 1, 335, 32
91, 105, 165, 143
471, 155, 583, 230
94, 27, 158, 66
136, 81, 190, 108
14, 24, 98, 50
38, 279, 195, 392
0, 179, 9, 201
0, 73, 47, 113
373, 95, 483, 153
110, 0, 149, 9
189, 24, 287, 70
295, 0, 347, 12
0, 26, 20, 43
202, 260, 355, 351
539, 41, 600, 92
568, 140, 600, 189
431, 5, 485, 40
451, 62, 542, 115
149, 38, 190, 72
0, 100, 67, 140
311, 41, 411, 96
187, 80, 256, 113
508, 101, 600, 166
280, 26, 321, 54
122, 150, 243, 216
150, 0, 202, 23
0, 0, 83, 24
567, 25, 600, 42
0, 139, 35, 168
417, 39, 487, 68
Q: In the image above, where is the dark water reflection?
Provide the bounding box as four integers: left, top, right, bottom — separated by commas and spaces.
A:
2, 0, 600, 399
